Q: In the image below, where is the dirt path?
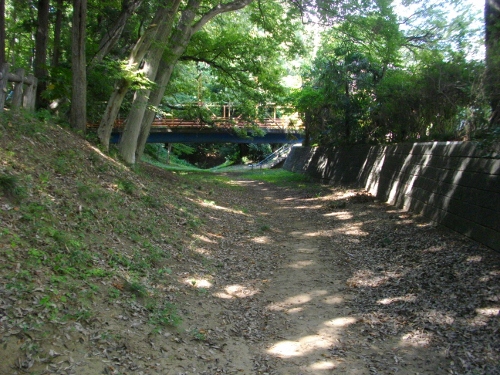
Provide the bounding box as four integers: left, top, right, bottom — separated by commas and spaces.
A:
153, 176, 499, 375
3, 173, 497, 375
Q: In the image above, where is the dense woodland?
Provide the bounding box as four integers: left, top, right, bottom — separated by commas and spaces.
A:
0, 0, 498, 164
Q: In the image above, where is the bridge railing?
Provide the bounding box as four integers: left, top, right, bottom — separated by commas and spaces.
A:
88, 114, 303, 131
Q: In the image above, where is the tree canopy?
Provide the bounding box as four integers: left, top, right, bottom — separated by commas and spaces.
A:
0, 0, 495, 161
293, 0, 489, 146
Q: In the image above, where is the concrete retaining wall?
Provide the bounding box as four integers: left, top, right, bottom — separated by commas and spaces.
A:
283, 142, 500, 251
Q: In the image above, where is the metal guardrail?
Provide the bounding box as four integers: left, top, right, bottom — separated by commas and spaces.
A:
250, 143, 295, 169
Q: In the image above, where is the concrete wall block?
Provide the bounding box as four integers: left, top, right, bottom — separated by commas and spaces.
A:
409, 175, 498, 209
387, 178, 499, 230
284, 141, 500, 251
418, 155, 499, 174
413, 142, 476, 157
465, 158, 500, 175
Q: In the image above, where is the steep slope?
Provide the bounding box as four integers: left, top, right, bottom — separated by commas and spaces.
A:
0, 115, 270, 374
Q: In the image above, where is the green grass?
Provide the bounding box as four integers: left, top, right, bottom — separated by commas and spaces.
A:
241, 169, 311, 186
142, 154, 206, 172
142, 154, 314, 194
148, 302, 182, 330
0, 172, 27, 202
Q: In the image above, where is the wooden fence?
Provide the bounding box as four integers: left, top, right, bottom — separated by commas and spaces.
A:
0, 63, 38, 112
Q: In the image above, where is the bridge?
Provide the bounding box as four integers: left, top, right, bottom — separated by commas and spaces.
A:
88, 105, 304, 144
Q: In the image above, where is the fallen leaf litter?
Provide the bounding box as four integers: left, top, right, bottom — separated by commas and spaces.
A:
1, 166, 499, 375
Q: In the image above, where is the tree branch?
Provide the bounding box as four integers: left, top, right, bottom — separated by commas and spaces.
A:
192, 0, 254, 34
89, 0, 143, 67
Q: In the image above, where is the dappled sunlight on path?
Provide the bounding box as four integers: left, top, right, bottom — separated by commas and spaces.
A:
224, 177, 499, 374
160, 174, 499, 374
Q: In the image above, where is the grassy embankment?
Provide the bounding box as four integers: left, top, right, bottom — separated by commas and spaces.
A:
0, 113, 311, 370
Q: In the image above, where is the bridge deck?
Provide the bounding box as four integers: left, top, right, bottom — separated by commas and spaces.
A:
87, 117, 301, 131
87, 116, 304, 143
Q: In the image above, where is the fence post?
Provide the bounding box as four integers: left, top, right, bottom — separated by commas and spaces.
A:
11, 68, 25, 112
0, 63, 9, 112
23, 75, 37, 111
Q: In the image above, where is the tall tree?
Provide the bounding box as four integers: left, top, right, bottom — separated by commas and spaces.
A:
52, 0, 64, 67
97, 0, 255, 164
34, 0, 50, 109
485, 0, 500, 127
97, 1, 182, 149
129, 0, 257, 163
135, 1, 302, 157
0, 0, 5, 64
70, 0, 87, 132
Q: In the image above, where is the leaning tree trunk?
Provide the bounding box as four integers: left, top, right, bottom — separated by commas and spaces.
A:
70, 0, 87, 133
97, 3, 177, 150
119, 0, 255, 164
119, 0, 199, 163
119, 1, 183, 163
485, 0, 500, 127
135, 58, 178, 160
97, 78, 130, 147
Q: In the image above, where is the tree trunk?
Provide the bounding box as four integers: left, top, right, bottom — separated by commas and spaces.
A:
52, 0, 64, 67
120, 59, 179, 165
0, 0, 5, 64
485, 0, 500, 127
119, 0, 255, 164
303, 111, 312, 147
34, 0, 50, 109
70, 0, 87, 133
97, 2, 178, 149
118, 89, 150, 163
135, 59, 177, 160
97, 78, 129, 149
121, 0, 183, 162
89, 0, 144, 67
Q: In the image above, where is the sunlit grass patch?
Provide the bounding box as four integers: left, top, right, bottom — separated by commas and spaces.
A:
142, 154, 205, 172
241, 169, 312, 186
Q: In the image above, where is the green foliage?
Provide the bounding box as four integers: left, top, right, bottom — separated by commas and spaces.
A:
141, 194, 161, 208
163, 3, 303, 124
190, 328, 207, 341
374, 58, 487, 142
77, 182, 109, 203
296, 0, 487, 146
0, 173, 26, 202
28, 248, 48, 265
148, 302, 182, 329
117, 179, 136, 195
247, 143, 272, 161
42, 66, 72, 117
124, 280, 148, 297
144, 144, 166, 161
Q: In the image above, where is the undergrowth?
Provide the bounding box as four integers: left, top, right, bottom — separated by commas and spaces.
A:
0, 115, 212, 336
